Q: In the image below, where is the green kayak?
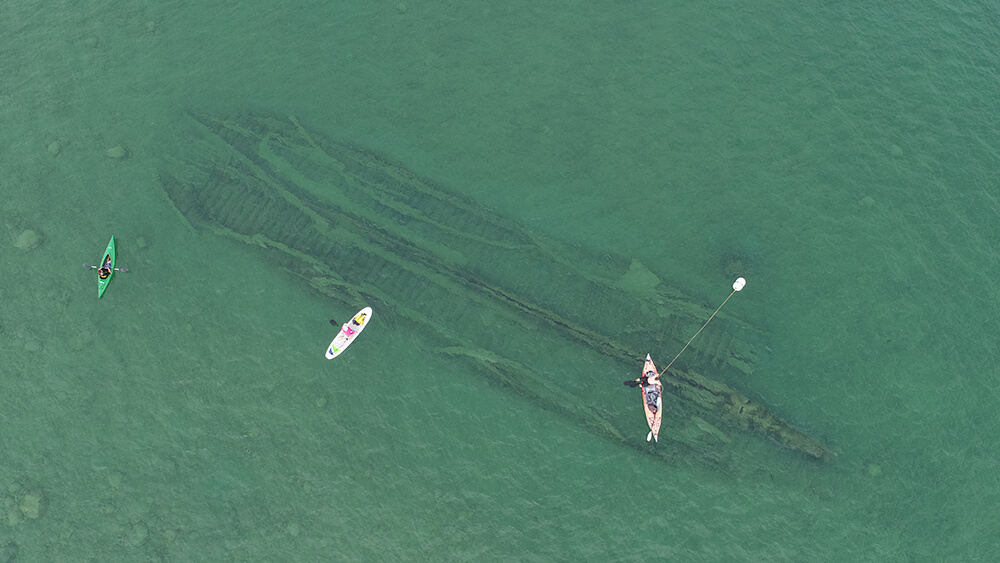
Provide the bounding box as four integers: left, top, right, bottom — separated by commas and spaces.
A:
97, 235, 116, 298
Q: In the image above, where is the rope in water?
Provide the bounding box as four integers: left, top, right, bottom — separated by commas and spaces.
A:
659, 278, 745, 375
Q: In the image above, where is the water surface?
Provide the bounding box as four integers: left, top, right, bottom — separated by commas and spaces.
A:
1, 1, 998, 560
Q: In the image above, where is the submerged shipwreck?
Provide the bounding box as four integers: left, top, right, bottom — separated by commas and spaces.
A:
159, 112, 832, 471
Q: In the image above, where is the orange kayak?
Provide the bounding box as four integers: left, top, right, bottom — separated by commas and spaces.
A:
641, 354, 663, 442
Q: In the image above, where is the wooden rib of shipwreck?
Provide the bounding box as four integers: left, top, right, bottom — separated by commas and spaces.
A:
158, 112, 832, 467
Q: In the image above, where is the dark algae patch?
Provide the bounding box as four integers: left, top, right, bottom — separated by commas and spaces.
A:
159, 112, 832, 470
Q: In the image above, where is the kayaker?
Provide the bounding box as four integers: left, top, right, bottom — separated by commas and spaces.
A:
623, 370, 660, 388
98, 255, 113, 279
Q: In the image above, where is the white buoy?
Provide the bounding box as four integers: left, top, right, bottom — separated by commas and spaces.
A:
733, 277, 746, 292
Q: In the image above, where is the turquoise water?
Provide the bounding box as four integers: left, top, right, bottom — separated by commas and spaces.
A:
2, 0, 999, 560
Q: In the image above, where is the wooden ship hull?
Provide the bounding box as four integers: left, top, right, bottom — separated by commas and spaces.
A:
158, 112, 832, 470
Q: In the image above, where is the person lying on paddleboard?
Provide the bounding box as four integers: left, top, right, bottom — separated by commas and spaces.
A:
329, 319, 356, 336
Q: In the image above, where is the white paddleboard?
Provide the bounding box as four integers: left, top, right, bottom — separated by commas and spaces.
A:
325, 307, 372, 359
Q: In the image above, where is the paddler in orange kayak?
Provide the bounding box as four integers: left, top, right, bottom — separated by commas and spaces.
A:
624, 369, 659, 394
625, 369, 660, 414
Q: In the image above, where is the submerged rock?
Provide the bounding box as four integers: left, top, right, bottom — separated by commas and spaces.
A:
106, 146, 128, 159
5, 508, 21, 527
13, 229, 42, 251
19, 491, 45, 520
129, 523, 149, 546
